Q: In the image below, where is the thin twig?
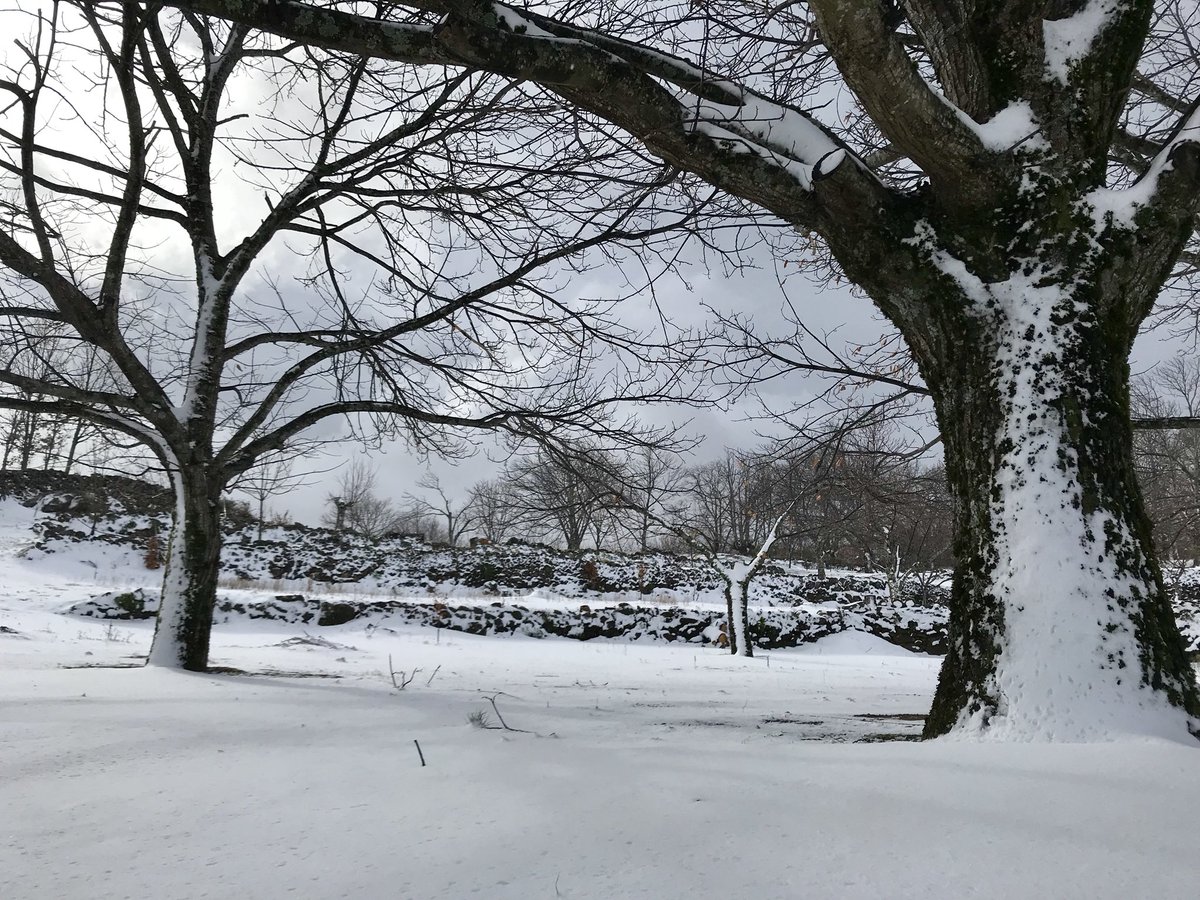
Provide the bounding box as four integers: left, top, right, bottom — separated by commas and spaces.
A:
484, 693, 530, 732
388, 655, 418, 689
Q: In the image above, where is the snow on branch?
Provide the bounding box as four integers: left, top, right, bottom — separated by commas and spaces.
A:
164, 0, 863, 204
487, 2, 845, 182
1089, 101, 1200, 229
806, 0, 989, 189
1043, 0, 1123, 85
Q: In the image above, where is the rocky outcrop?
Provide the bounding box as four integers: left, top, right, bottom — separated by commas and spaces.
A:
66, 588, 949, 654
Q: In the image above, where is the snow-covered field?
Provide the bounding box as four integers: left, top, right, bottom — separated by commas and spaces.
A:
2, 505, 1198, 899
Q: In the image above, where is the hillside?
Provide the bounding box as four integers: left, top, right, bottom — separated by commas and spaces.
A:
4, 469, 1199, 657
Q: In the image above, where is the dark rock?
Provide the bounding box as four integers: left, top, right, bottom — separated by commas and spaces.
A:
318, 602, 360, 627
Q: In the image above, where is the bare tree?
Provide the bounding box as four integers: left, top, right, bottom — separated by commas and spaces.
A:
466, 477, 521, 544
0, 5, 706, 669
503, 450, 613, 550
617, 447, 688, 553
605, 466, 795, 657
407, 472, 475, 547
725, 502, 797, 658
320, 459, 403, 540
229, 447, 325, 541
681, 451, 779, 556
0, 323, 119, 472
1133, 358, 1200, 563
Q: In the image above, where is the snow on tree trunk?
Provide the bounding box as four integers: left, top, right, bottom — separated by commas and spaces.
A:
726, 561, 752, 658
922, 271, 1199, 740
723, 508, 792, 659
721, 579, 738, 655
882, 546, 903, 611
147, 471, 224, 671
738, 580, 753, 658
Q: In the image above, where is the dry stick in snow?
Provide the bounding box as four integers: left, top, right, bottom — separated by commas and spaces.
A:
388, 655, 418, 689
482, 693, 530, 733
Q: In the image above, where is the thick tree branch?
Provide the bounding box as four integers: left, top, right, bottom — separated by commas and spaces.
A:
1133, 416, 1200, 431
159, 0, 908, 247
807, 0, 987, 193
1096, 104, 1200, 333
0, 394, 170, 464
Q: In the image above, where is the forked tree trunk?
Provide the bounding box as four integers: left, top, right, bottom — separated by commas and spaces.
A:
917, 278, 1199, 739
147, 470, 224, 671
720, 563, 756, 658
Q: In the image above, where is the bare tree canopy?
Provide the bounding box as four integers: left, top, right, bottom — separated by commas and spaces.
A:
153, 0, 1200, 740
0, 3, 713, 669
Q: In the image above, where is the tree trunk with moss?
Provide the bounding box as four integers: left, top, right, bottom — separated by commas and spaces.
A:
911, 263, 1198, 737
147, 468, 225, 671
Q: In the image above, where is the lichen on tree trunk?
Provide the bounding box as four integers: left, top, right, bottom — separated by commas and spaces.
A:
919, 272, 1199, 739
147, 471, 224, 671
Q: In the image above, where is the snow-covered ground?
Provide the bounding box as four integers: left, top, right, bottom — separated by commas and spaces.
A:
2, 506, 1198, 899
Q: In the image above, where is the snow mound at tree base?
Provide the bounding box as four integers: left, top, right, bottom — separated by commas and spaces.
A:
795, 629, 924, 656
942, 687, 1200, 745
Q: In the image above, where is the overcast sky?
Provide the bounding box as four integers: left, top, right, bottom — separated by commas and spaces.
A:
265, 259, 1191, 527
3, 4, 1191, 529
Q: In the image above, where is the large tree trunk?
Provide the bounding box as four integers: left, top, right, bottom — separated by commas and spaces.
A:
918, 279, 1199, 739
147, 470, 224, 671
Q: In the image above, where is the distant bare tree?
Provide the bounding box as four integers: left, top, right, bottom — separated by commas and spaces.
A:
681, 452, 779, 556
407, 472, 475, 548
504, 451, 613, 551
1133, 358, 1200, 563
466, 478, 521, 545
615, 446, 688, 553
231, 450, 311, 541
322, 460, 401, 541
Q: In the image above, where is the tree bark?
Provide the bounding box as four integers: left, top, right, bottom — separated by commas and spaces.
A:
736, 580, 753, 659
722, 580, 738, 655
917, 277, 1200, 738
147, 469, 224, 671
